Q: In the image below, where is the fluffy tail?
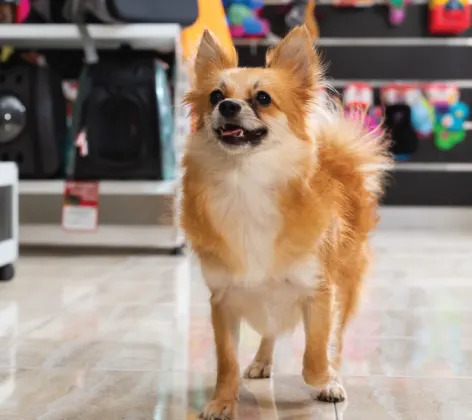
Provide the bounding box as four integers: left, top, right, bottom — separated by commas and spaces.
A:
316, 101, 393, 198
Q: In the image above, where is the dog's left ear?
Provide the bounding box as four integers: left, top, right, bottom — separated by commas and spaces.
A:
266, 25, 321, 88
193, 29, 238, 81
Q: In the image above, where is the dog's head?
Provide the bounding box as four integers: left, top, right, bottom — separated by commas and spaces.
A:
184, 25, 325, 156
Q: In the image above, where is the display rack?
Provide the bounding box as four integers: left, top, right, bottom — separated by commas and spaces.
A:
0, 24, 187, 251
0, 24, 179, 51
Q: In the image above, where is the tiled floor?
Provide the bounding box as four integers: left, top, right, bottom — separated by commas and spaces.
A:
0, 230, 471, 419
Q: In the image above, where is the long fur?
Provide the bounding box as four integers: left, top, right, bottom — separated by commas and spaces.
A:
180, 25, 393, 419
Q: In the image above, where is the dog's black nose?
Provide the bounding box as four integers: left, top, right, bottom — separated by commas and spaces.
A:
218, 100, 242, 118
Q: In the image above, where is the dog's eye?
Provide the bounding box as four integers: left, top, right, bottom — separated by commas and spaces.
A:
255, 91, 271, 107
210, 89, 225, 106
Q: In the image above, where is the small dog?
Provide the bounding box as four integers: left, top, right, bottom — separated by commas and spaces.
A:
181, 25, 392, 420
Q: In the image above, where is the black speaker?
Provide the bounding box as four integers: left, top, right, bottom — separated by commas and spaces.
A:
71, 52, 169, 180
0, 58, 66, 178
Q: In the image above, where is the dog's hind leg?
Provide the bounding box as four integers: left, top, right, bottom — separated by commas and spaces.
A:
302, 283, 347, 403
332, 249, 368, 372
243, 337, 276, 379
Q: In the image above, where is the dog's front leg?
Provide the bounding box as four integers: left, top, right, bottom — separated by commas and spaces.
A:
302, 283, 347, 403
201, 295, 240, 420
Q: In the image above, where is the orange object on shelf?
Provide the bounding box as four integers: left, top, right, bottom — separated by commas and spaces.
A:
333, 0, 374, 7
181, 0, 234, 60
180, 0, 233, 133
305, 0, 319, 40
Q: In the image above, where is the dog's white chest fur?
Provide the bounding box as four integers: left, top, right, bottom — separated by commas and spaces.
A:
208, 162, 279, 284
202, 157, 320, 336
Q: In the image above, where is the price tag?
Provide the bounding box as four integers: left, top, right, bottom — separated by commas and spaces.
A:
61, 181, 99, 232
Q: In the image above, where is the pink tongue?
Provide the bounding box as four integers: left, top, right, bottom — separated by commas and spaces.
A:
223, 129, 243, 136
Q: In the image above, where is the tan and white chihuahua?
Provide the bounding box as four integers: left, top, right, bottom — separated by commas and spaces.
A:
181, 25, 392, 420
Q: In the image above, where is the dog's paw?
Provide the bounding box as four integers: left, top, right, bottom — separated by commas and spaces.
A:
199, 398, 237, 420
243, 361, 272, 379
315, 380, 347, 403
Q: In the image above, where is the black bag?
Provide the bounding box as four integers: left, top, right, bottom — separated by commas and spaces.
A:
70, 51, 165, 180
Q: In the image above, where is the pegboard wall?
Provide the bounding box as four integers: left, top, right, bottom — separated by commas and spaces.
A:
235, 0, 472, 206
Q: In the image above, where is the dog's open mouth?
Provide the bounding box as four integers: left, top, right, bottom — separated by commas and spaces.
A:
215, 123, 268, 146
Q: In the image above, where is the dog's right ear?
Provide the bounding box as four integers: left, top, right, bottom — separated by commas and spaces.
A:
193, 30, 238, 81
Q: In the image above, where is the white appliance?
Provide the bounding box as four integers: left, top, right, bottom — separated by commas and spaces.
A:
0, 162, 18, 281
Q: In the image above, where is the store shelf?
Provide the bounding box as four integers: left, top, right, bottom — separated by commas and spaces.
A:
20, 224, 183, 249
378, 206, 472, 230
233, 37, 472, 47
20, 180, 176, 196
0, 24, 179, 51
394, 162, 472, 172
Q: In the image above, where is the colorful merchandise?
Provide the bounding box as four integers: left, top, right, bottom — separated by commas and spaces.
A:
404, 87, 435, 139
343, 83, 380, 133
380, 84, 420, 159
386, 0, 408, 26
224, 0, 269, 38
410, 98, 435, 139
343, 82, 374, 110
425, 83, 469, 150
382, 83, 435, 141
434, 101, 469, 151
16, 0, 30, 22
0, 0, 29, 23
429, 0, 471, 34
424, 83, 459, 107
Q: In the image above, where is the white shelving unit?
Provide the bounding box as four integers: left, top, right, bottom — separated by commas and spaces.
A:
0, 24, 179, 51
0, 24, 188, 251
20, 180, 176, 196
0, 163, 18, 280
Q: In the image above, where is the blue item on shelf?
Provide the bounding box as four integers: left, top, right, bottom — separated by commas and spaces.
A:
155, 62, 175, 181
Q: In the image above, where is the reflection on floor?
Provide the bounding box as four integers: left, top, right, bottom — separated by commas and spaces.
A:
0, 230, 471, 419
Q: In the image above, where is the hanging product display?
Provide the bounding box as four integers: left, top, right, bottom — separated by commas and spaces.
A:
403, 85, 435, 139
386, 0, 408, 26
343, 83, 381, 132
344, 82, 374, 110
285, 0, 319, 39
0, 56, 66, 178
224, 0, 269, 38
425, 83, 470, 151
69, 52, 175, 181
0, 0, 28, 23
384, 104, 419, 160
429, 0, 471, 34
381, 83, 419, 160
